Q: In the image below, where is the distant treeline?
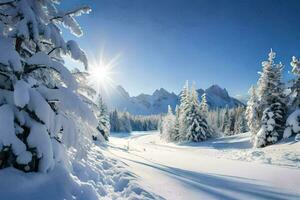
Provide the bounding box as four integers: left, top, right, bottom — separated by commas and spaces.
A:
110, 110, 160, 133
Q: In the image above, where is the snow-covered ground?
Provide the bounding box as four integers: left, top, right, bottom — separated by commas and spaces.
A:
0, 145, 161, 200
1, 131, 299, 200
106, 131, 300, 200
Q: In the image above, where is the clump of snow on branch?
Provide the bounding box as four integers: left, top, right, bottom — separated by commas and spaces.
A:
284, 109, 300, 139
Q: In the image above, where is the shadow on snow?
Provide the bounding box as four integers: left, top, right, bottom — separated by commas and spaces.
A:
121, 157, 300, 200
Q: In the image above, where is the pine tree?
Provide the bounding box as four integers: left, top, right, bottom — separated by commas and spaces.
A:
256, 50, 286, 117
120, 112, 132, 133
0, 0, 93, 172
225, 109, 236, 136
289, 56, 300, 109
216, 108, 222, 130
110, 109, 120, 132
96, 96, 110, 141
283, 57, 300, 138
222, 107, 230, 134
179, 81, 191, 140
254, 50, 286, 147
199, 93, 209, 118
245, 86, 260, 141
172, 105, 181, 141
161, 105, 175, 141
184, 85, 212, 142
254, 103, 285, 147
239, 114, 248, 133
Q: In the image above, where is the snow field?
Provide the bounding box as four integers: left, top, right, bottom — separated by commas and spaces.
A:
0, 144, 162, 200
107, 131, 300, 200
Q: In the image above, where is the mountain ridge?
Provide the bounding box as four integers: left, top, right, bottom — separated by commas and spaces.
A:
102, 84, 244, 115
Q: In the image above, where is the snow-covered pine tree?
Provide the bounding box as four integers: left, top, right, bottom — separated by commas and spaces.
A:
233, 107, 240, 134
238, 113, 248, 133
222, 106, 230, 134
289, 56, 300, 109
120, 112, 132, 133
256, 50, 286, 117
110, 109, 120, 132
161, 105, 175, 141
171, 105, 181, 141
254, 50, 286, 147
0, 0, 96, 172
184, 85, 212, 142
225, 109, 236, 136
217, 108, 222, 129
199, 93, 209, 118
179, 81, 191, 140
255, 103, 285, 147
232, 106, 246, 134
96, 95, 110, 141
245, 86, 260, 141
283, 56, 300, 138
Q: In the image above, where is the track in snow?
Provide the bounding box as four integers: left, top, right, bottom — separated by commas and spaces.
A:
104, 131, 300, 200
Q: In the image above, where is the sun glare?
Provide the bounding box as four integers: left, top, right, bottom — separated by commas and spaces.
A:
88, 51, 121, 95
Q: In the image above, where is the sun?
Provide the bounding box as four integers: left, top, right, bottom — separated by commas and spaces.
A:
96, 67, 110, 80
88, 51, 120, 96
90, 65, 113, 86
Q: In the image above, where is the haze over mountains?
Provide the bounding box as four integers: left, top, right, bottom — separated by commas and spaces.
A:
102, 84, 244, 115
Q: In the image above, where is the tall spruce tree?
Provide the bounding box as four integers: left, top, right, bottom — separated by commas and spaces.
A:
222, 106, 230, 134
172, 105, 181, 141
254, 50, 286, 147
161, 105, 175, 141
96, 96, 110, 141
199, 93, 209, 118
110, 109, 120, 132
184, 85, 212, 142
283, 56, 300, 138
245, 86, 260, 142
225, 109, 236, 136
179, 81, 191, 140
289, 56, 300, 109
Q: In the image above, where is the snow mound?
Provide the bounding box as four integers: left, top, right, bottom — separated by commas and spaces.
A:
0, 144, 162, 200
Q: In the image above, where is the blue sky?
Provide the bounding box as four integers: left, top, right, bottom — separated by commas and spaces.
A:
62, 0, 300, 97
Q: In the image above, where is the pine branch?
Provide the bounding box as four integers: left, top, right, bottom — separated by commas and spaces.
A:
48, 46, 60, 55
0, 71, 10, 79
0, 0, 16, 7
23, 64, 59, 75
50, 6, 91, 21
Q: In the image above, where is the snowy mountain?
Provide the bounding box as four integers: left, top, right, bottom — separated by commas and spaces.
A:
199, 85, 244, 108
103, 84, 244, 115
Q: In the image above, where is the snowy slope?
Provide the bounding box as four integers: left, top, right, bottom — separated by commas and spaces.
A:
106, 131, 300, 200
0, 145, 162, 200
103, 85, 244, 115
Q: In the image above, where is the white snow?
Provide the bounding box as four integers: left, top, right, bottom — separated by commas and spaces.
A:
26, 52, 78, 90
26, 121, 54, 172
0, 104, 27, 156
107, 131, 300, 200
284, 109, 300, 138
37, 86, 98, 127
16, 151, 33, 165
27, 88, 56, 133
14, 80, 30, 108
66, 40, 88, 70
0, 37, 22, 72
0, 144, 161, 200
